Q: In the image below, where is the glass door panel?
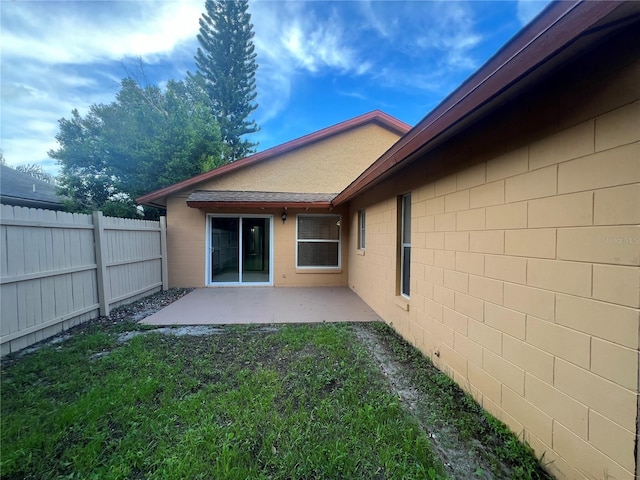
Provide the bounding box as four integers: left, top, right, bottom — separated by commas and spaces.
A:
242, 218, 270, 283
209, 216, 271, 285
211, 217, 239, 283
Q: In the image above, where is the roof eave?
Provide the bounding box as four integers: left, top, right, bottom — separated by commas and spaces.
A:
186, 201, 333, 209
0, 196, 63, 209
333, 0, 630, 206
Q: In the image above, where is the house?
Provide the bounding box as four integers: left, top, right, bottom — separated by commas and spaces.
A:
136, 110, 411, 288
0, 164, 63, 210
138, 1, 640, 478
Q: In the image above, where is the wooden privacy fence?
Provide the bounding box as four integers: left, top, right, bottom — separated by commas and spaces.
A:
0, 205, 168, 356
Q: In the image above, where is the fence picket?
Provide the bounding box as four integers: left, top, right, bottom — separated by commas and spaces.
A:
0, 206, 167, 355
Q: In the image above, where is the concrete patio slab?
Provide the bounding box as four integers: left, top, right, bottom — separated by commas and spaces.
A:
141, 287, 382, 325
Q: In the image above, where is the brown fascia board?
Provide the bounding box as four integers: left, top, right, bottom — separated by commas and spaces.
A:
136, 110, 411, 206
186, 201, 333, 209
333, 0, 628, 206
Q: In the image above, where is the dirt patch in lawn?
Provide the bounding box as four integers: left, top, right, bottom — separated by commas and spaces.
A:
5, 288, 194, 363
354, 324, 502, 479
354, 322, 552, 479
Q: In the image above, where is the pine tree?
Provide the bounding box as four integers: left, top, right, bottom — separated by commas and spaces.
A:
193, 0, 259, 162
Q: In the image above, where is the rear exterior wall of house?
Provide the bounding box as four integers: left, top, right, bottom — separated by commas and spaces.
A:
166, 198, 350, 288
164, 121, 401, 288
348, 28, 639, 480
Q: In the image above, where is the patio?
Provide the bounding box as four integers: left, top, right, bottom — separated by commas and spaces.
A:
141, 287, 382, 325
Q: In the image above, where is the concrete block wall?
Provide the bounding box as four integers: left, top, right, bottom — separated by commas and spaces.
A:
347, 33, 639, 479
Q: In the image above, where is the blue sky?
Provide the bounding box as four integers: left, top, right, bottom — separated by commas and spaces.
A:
1, 0, 550, 176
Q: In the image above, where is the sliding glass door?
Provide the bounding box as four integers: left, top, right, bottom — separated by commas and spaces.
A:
209, 215, 272, 285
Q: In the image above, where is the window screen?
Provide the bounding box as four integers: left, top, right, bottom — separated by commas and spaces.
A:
297, 215, 341, 267
401, 194, 411, 297
359, 210, 366, 250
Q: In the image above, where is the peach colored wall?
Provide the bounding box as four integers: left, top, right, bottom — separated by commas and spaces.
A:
347, 31, 639, 480
166, 194, 207, 287
167, 198, 349, 288
165, 121, 399, 288
274, 206, 349, 287
197, 123, 401, 194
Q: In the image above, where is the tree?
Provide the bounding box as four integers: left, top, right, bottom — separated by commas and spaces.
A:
193, 0, 259, 162
15, 164, 54, 184
50, 77, 223, 218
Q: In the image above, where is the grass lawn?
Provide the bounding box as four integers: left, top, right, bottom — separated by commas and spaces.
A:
1, 295, 552, 479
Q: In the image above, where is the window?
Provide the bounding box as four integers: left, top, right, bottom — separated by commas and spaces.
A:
358, 209, 366, 250
400, 194, 411, 297
297, 215, 341, 268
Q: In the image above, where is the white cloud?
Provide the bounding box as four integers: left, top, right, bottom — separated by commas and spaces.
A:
1, 0, 202, 64
250, 1, 371, 124
338, 90, 369, 101
346, 1, 485, 95
0, 0, 203, 172
0, 0, 526, 174
0, 57, 120, 169
430, 2, 482, 69
249, 0, 484, 126
252, 2, 365, 74
280, 21, 358, 73
362, 0, 482, 70
359, 0, 396, 39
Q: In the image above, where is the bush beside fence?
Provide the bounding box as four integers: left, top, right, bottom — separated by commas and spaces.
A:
0, 205, 168, 356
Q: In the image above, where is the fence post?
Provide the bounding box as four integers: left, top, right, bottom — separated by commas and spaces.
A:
93, 211, 110, 316
160, 216, 168, 291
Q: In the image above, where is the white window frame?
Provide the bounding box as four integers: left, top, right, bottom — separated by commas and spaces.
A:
205, 214, 274, 286
296, 214, 341, 269
358, 209, 366, 250
400, 194, 411, 298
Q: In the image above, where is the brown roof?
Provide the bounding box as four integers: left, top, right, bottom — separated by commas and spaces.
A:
186, 190, 335, 209
136, 110, 410, 207
333, 0, 636, 205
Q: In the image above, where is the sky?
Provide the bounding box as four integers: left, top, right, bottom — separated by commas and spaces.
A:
1, 0, 551, 176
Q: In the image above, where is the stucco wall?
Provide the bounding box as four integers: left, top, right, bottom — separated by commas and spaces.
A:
167, 194, 207, 287
348, 29, 639, 480
274, 206, 349, 287
197, 123, 401, 194
164, 121, 400, 288
166, 198, 349, 288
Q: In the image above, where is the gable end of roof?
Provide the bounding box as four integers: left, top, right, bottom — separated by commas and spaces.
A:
136, 110, 410, 206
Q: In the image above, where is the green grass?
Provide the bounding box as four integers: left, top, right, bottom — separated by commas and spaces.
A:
1, 323, 445, 480
367, 322, 553, 480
